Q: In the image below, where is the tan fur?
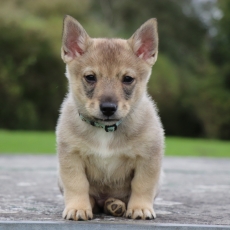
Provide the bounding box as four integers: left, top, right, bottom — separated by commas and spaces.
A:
56, 15, 164, 220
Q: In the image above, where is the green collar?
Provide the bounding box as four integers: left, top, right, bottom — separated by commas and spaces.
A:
79, 114, 122, 132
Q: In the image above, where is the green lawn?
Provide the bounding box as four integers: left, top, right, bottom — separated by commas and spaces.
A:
0, 130, 230, 157
0, 130, 55, 154
166, 137, 230, 157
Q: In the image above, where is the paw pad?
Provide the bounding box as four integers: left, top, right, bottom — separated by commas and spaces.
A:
104, 198, 126, 217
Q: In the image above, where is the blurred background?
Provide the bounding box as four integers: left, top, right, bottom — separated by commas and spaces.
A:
0, 0, 230, 156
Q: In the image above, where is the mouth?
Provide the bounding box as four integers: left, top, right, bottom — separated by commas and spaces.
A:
93, 117, 120, 122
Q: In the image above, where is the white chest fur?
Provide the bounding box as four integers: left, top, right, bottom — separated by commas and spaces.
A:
92, 130, 116, 157
82, 129, 135, 181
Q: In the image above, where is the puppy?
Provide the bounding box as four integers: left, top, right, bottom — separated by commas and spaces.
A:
56, 15, 164, 221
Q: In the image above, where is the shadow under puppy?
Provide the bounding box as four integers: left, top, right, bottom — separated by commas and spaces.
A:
56, 15, 164, 221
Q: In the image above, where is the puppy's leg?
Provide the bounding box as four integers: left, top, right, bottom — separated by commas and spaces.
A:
126, 155, 162, 220
104, 198, 126, 217
59, 150, 93, 221
90, 196, 101, 214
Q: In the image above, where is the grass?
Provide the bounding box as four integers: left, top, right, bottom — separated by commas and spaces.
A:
166, 137, 230, 157
0, 130, 56, 154
0, 130, 230, 157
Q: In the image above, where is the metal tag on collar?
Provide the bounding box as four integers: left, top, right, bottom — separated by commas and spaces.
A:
105, 124, 117, 132
79, 113, 121, 132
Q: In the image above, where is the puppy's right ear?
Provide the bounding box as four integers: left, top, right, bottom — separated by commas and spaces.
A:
61, 15, 90, 63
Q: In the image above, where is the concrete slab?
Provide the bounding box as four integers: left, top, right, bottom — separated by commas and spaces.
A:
0, 155, 229, 228
0, 221, 230, 230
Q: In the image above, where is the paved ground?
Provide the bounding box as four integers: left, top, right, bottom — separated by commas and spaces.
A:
0, 155, 229, 228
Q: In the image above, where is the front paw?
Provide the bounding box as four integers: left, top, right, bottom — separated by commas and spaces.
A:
126, 206, 156, 220
62, 207, 93, 221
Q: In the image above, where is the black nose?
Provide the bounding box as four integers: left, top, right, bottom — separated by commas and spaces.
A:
100, 102, 117, 117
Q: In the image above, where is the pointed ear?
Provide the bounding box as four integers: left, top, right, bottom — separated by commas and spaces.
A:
61, 15, 90, 63
128, 18, 158, 65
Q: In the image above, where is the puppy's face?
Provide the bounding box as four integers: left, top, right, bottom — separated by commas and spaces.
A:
62, 16, 158, 124
67, 39, 151, 123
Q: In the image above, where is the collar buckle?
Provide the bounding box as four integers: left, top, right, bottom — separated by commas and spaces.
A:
105, 124, 117, 132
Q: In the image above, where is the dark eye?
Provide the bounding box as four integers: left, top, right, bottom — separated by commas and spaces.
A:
85, 75, 96, 83
122, 76, 134, 84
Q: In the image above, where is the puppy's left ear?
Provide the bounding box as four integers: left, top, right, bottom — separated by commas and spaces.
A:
128, 19, 158, 65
